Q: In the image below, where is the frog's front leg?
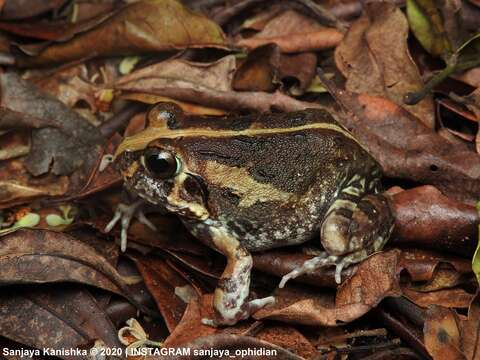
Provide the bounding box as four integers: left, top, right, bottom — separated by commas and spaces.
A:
280, 191, 394, 287
202, 227, 275, 327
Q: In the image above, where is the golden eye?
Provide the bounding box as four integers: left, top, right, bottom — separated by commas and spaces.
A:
142, 149, 180, 179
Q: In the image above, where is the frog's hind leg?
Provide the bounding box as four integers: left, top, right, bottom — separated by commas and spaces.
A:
201, 226, 275, 327
279, 192, 393, 287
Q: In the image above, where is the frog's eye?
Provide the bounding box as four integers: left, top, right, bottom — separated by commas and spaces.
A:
142, 149, 180, 179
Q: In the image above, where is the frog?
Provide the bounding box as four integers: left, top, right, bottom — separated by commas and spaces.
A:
112, 102, 394, 326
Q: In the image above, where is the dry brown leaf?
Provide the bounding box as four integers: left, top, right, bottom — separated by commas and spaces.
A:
0, 160, 69, 208
391, 186, 478, 255
15, 0, 225, 67
133, 255, 202, 332
116, 55, 236, 93
326, 87, 480, 203
335, 1, 435, 128
403, 288, 473, 309
163, 294, 218, 347
423, 305, 464, 360
233, 44, 317, 95
236, 9, 343, 53
0, 73, 103, 177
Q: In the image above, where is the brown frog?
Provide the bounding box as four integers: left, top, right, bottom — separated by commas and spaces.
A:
112, 103, 394, 326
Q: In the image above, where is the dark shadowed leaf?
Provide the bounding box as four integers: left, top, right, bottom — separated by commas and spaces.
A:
0, 0, 66, 20
0, 229, 146, 309
0, 286, 121, 360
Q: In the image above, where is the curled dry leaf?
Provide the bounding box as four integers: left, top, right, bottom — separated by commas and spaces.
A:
461, 292, 480, 359
334, 1, 435, 128
254, 248, 472, 326
391, 186, 478, 256
0, 287, 121, 359
254, 250, 402, 326
398, 249, 472, 283
15, 0, 225, 67
422, 292, 480, 359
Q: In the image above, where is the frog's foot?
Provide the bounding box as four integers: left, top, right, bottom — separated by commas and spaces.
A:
202, 296, 275, 327
279, 251, 361, 288
104, 200, 156, 252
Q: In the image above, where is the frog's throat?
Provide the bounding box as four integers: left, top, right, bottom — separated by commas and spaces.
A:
113, 121, 362, 159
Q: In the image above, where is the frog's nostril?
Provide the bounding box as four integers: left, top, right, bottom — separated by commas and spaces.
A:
429, 164, 438, 172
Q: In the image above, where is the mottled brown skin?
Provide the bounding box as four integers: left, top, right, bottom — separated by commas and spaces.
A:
115, 103, 394, 326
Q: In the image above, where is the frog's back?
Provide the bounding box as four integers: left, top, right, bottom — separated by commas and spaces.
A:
175, 109, 381, 251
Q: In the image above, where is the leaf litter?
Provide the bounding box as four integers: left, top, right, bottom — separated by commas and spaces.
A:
0, 0, 479, 359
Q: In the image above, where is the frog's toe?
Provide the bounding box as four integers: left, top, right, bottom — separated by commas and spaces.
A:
205, 296, 275, 327
249, 295, 275, 310
279, 253, 343, 288
104, 200, 156, 252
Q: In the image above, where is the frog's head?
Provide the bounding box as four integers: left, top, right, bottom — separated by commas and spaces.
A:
114, 103, 210, 220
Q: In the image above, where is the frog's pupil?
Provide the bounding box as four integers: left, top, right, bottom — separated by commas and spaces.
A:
145, 151, 177, 178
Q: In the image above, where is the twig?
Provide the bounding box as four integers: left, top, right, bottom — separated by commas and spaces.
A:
317, 328, 388, 346
374, 307, 430, 359
404, 55, 480, 105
